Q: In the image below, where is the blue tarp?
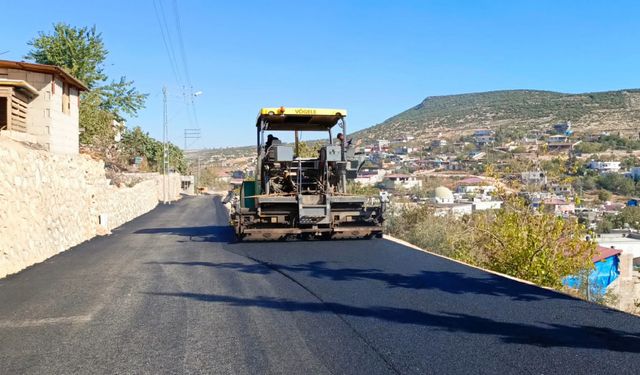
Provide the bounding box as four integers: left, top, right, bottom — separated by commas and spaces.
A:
563, 256, 620, 297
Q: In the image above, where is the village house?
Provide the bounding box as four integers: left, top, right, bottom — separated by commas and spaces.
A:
542, 198, 576, 216
433, 203, 473, 217
376, 139, 390, 150
0, 60, 88, 154
472, 199, 503, 211
431, 139, 447, 148
354, 168, 386, 186
552, 121, 572, 135
547, 134, 570, 143
547, 183, 573, 196
394, 146, 416, 155
455, 177, 496, 196
546, 134, 575, 152
588, 160, 621, 173
597, 232, 640, 265
472, 129, 495, 146
521, 171, 547, 186
383, 174, 422, 190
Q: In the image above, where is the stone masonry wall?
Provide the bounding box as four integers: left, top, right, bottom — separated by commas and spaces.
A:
0, 137, 181, 278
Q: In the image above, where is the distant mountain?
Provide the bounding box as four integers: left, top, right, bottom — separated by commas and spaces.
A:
353, 89, 640, 142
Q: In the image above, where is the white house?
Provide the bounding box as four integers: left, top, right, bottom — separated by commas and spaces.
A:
434, 203, 473, 218
473, 200, 503, 211
588, 161, 621, 173
383, 174, 422, 190
377, 139, 390, 149
521, 171, 548, 185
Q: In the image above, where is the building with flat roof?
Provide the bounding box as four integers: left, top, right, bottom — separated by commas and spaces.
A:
588, 161, 621, 173
0, 60, 88, 154
383, 174, 422, 190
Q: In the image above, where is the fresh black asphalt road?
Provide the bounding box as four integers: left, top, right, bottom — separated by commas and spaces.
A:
1, 196, 639, 374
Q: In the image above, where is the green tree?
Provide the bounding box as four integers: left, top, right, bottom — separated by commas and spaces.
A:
25, 23, 148, 145
621, 156, 639, 170
296, 141, 321, 158
597, 190, 612, 202
167, 143, 187, 174
196, 165, 229, 190
613, 206, 640, 230
458, 197, 595, 288
78, 91, 116, 147
120, 127, 186, 174
26, 24, 107, 88
596, 216, 615, 233
384, 205, 461, 257
597, 173, 635, 196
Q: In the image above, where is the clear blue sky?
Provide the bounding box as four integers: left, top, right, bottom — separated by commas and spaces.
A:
2, 0, 639, 148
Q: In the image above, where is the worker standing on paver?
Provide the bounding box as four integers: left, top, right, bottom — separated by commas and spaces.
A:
265, 134, 280, 152
337, 132, 361, 158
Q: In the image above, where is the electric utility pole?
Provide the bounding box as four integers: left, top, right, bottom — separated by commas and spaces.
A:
184, 128, 201, 194
162, 86, 169, 204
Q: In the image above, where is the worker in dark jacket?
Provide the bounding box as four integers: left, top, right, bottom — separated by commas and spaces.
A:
265, 134, 280, 152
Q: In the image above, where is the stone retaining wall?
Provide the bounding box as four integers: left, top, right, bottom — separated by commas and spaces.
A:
0, 137, 180, 278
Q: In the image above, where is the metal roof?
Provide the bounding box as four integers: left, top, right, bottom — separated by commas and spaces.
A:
256, 107, 346, 131
0, 60, 89, 91
593, 246, 622, 263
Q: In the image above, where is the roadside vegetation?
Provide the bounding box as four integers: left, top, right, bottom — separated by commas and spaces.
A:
385, 195, 596, 289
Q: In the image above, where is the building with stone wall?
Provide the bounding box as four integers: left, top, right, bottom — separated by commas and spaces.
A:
0, 60, 88, 154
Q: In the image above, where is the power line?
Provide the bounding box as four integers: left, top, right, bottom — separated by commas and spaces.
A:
152, 0, 182, 87
172, 0, 192, 89
152, 0, 202, 147
172, 0, 200, 129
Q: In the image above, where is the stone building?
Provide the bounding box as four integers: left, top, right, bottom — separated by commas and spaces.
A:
0, 60, 88, 154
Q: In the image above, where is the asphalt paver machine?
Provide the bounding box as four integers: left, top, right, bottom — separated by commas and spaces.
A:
231, 107, 385, 240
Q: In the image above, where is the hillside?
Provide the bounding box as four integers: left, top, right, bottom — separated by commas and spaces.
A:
353, 89, 640, 142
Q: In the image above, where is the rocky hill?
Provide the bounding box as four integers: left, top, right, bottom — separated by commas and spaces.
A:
353, 89, 640, 142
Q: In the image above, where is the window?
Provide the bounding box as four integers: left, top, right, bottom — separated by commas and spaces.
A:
62, 83, 70, 114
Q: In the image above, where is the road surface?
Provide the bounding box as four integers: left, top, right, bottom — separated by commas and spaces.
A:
0, 196, 639, 374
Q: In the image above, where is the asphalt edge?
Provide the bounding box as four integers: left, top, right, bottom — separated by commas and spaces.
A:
383, 234, 580, 295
